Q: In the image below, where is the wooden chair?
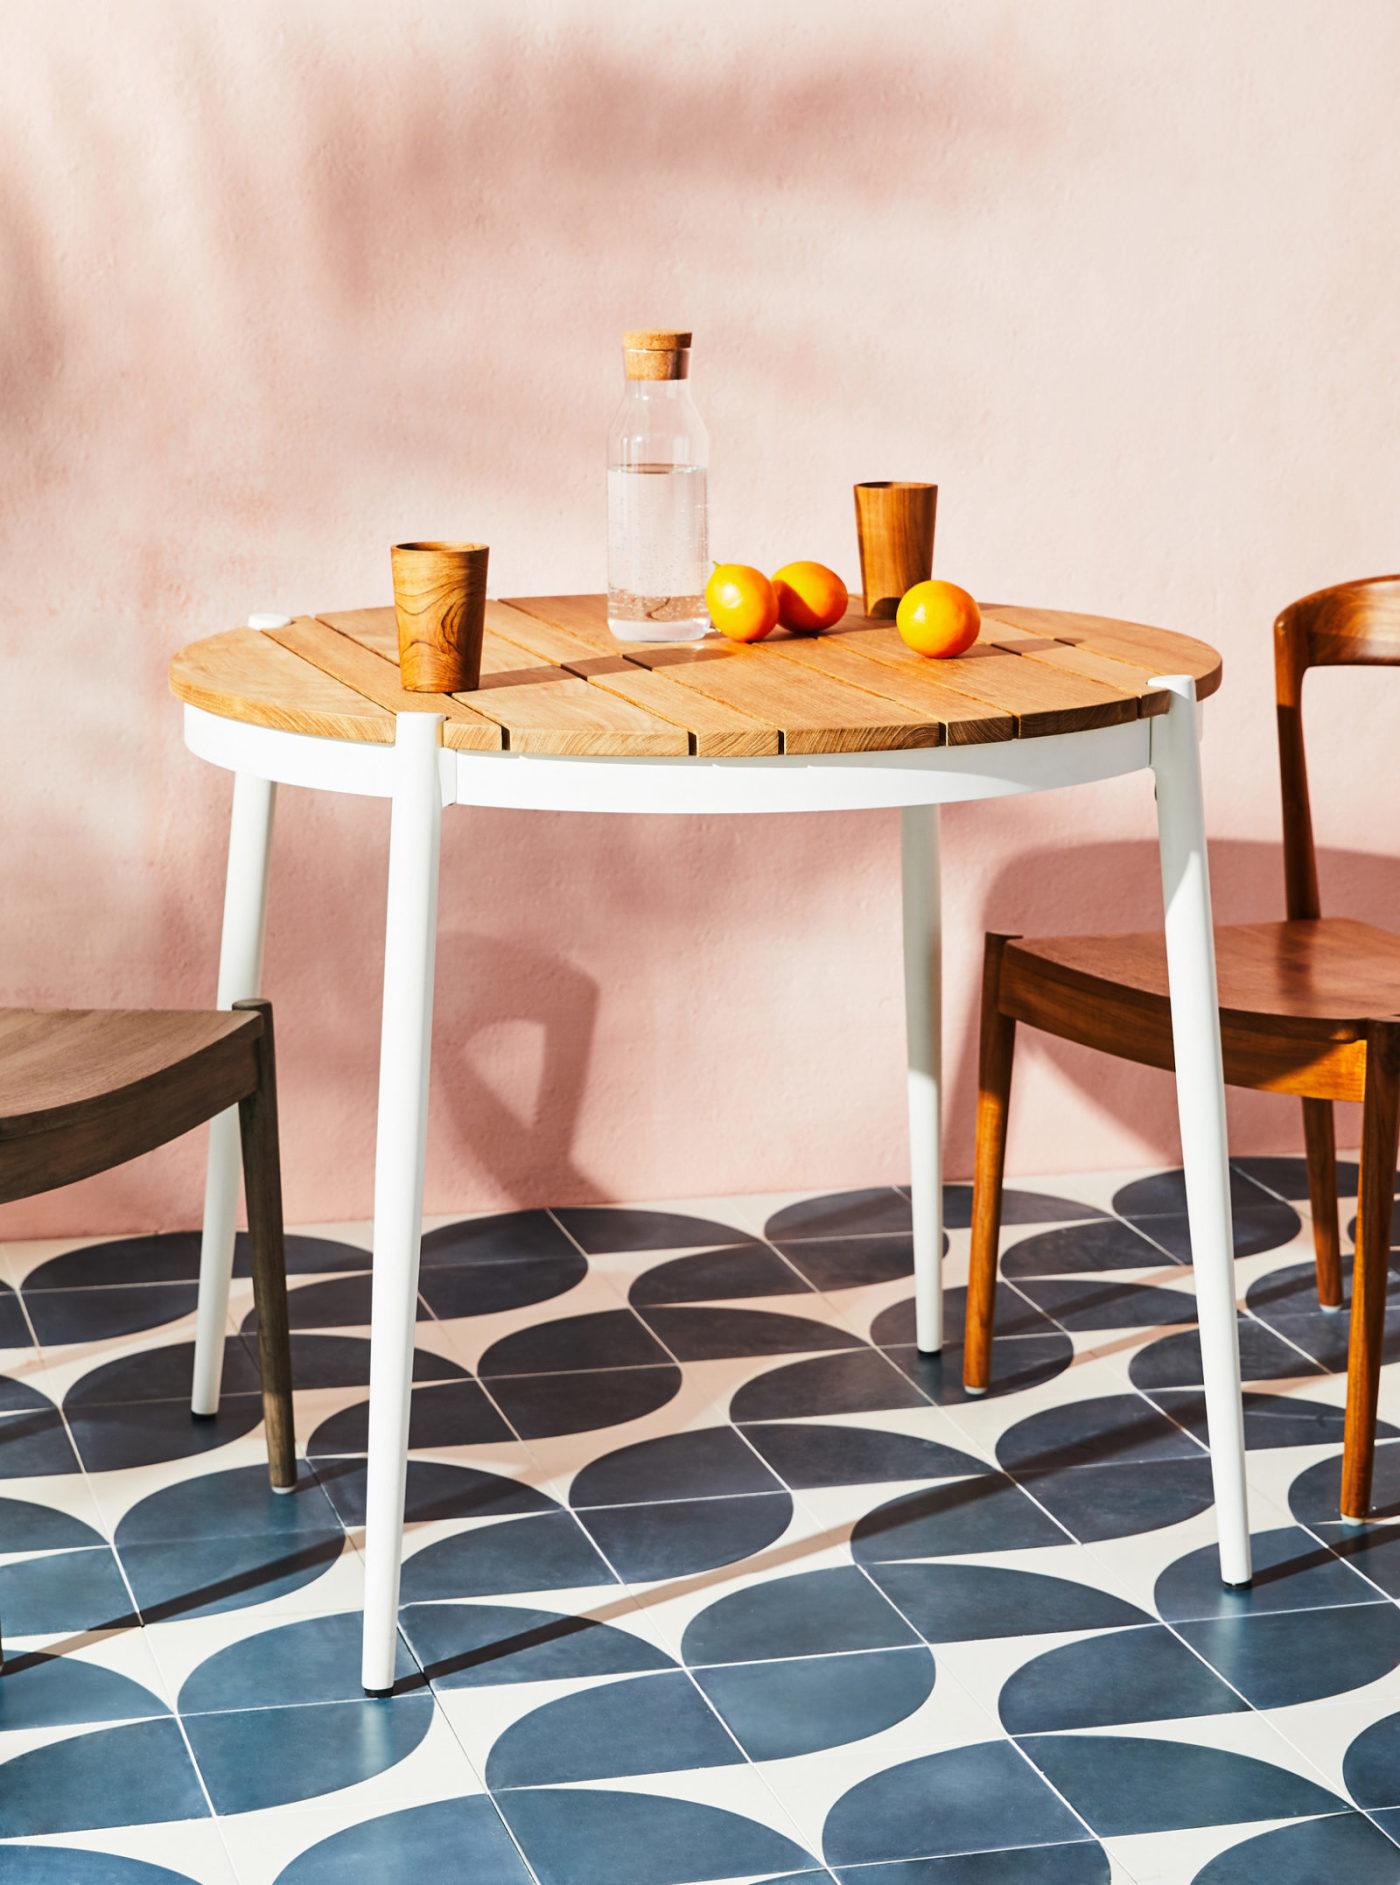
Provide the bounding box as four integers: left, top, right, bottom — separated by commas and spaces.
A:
964, 575, 1400, 1523
0, 998, 296, 1564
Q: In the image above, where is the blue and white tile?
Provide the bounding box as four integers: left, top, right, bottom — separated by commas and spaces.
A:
0, 1819, 242, 1882
213, 1712, 484, 1884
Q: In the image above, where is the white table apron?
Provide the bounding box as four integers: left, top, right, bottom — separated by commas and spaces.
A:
182, 677, 1252, 1696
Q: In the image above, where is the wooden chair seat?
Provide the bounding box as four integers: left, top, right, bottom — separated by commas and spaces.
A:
1002, 918, 1400, 1103
0, 1009, 263, 1205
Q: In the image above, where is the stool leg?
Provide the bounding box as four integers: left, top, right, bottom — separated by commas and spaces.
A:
362, 713, 445, 1697
1341, 1026, 1400, 1523
193, 772, 277, 1417
234, 999, 296, 1490
1301, 1098, 1344, 1311
902, 804, 944, 1354
964, 935, 1019, 1395
1153, 675, 1251, 1588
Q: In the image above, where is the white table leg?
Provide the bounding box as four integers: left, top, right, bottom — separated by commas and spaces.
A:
902, 804, 944, 1354
1152, 676, 1251, 1587
192, 771, 277, 1417
361, 713, 446, 1695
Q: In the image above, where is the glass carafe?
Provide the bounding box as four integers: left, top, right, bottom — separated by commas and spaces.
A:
607, 329, 709, 642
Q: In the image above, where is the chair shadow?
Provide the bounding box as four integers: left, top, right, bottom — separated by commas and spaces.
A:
429, 926, 607, 1209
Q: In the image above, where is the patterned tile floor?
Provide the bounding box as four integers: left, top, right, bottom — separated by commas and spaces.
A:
4, 1158, 1400, 1881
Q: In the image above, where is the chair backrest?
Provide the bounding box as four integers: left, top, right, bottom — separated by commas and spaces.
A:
1275, 574, 1400, 920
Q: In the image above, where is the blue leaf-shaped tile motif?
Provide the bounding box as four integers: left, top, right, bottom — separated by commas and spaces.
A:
1018, 1732, 1343, 1834
0, 1719, 208, 1835
1192, 1811, 1400, 1883
739, 1420, 984, 1488
485, 1670, 741, 1787
834, 1847, 1111, 1882
275, 1794, 533, 1882
399, 1601, 674, 1687
0, 1493, 102, 1552
697, 1646, 935, 1759
0, 1547, 136, 1635
824, 1742, 1086, 1865
183, 1693, 433, 1814
398, 1512, 618, 1601
179, 1611, 418, 1713
568, 1426, 781, 1508
728, 1349, 929, 1420
0, 1850, 200, 1882
1343, 1710, 1400, 1808
1175, 1601, 1400, 1708
307, 1380, 512, 1456
683, 1565, 917, 1666
998, 1625, 1246, 1732
851, 1475, 1067, 1561
0, 1652, 166, 1732
497, 1786, 815, 1885
578, 1490, 792, 1581
866, 1562, 1149, 1643
630, 1245, 810, 1304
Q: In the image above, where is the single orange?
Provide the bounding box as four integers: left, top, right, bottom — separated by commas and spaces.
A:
772, 560, 849, 634
706, 564, 779, 642
896, 580, 981, 659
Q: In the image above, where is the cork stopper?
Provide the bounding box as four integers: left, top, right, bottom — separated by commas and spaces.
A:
623, 329, 692, 380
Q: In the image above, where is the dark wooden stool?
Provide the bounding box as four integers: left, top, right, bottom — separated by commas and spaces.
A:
0, 997, 296, 1659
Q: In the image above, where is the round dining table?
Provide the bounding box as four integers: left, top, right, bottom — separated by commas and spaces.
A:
170, 592, 1251, 1694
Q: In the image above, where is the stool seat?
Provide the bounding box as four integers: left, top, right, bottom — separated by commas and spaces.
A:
0, 1008, 257, 1137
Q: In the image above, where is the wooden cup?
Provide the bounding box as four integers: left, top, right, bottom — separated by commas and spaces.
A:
391, 541, 490, 692
854, 483, 938, 619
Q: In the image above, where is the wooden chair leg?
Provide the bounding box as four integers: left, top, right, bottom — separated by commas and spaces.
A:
964, 934, 1018, 1395
233, 997, 297, 1491
1302, 1096, 1344, 1310
1341, 1025, 1400, 1522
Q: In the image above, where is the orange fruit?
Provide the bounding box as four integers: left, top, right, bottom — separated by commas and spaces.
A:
772, 560, 849, 634
706, 564, 779, 642
896, 580, 981, 659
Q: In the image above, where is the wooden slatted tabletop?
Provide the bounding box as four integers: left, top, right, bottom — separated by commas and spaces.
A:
170, 596, 1222, 760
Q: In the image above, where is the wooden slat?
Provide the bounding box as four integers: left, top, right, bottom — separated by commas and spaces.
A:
317, 607, 403, 661
506, 594, 637, 655
822, 620, 1139, 736
490, 602, 779, 756
983, 605, 1223, 701
622, 639, 943, 754
323, 605, 689, 757
764, 625, 1014, 746
1002, 638, 1172, 716
170, 630, 397, 744
466, 633, 688, 755
271, 617, 502, 751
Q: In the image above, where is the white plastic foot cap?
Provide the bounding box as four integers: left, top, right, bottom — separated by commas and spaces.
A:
963, 1384, 988, 1397
248, 613, 292, 631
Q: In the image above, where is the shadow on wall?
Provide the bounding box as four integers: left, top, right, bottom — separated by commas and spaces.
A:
431, 926, 605, 1207
939, 835, 1400, 1175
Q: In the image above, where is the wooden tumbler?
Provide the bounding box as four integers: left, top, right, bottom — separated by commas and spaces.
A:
391, 541, 489, 692
854, 483, 937, 619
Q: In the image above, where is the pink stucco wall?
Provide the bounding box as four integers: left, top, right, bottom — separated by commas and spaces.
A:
4, 2, 1400, 1236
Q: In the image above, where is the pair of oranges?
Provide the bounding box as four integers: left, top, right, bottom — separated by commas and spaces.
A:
705, 561, 849, 642
705, 561, 980, 659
